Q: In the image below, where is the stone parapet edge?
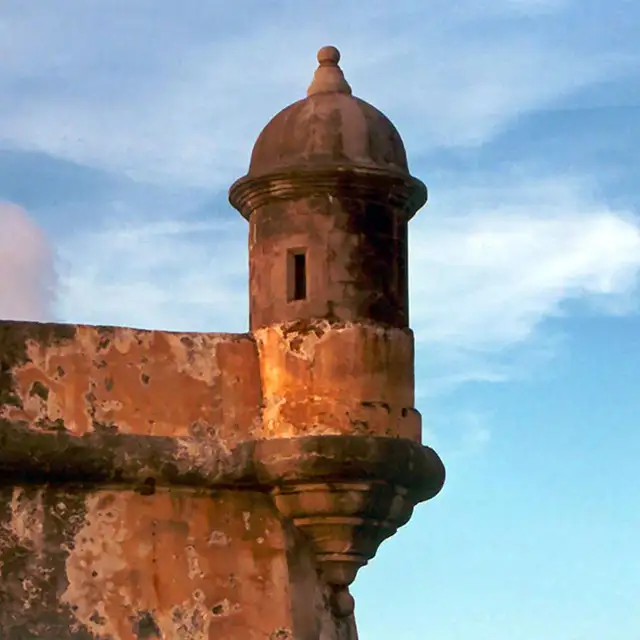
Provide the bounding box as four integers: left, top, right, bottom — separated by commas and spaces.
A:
0, 423, 444, 502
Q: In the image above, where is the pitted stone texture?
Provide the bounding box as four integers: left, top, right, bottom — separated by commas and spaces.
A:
0, 322, 260, 443
0, 485, 357, 639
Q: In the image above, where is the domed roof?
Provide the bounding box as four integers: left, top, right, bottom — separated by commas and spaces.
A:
246, 46, 410, 178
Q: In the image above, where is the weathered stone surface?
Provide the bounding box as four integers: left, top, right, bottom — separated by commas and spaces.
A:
0, 485, 357, 639
254, 321, 420, 441
0, 45, 444, 638
232, 174, 424, 330
246, 436, 444, 503
0, 321, 260, 442
0, 428, 444, 506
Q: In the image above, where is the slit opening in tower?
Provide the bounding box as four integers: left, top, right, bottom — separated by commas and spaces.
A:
287, 249, 307, 301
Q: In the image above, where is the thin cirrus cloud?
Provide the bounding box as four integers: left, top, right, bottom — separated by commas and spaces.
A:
412, 175, 640, 350
0, 202, 58, 322
411, 173, 640, 392
1, 1, 635, 189
55, 213, 249, 333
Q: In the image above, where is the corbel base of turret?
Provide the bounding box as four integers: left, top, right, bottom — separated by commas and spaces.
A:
249, 435, 445, 618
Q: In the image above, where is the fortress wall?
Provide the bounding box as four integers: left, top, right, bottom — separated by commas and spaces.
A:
0, 485, 356, 639
0, 321, 261, 444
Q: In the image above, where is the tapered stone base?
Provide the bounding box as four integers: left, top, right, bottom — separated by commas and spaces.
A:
252, 436, 445, 617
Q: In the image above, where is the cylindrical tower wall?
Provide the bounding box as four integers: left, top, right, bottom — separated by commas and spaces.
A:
248, 193, 410, 331
252, 321, 422, 442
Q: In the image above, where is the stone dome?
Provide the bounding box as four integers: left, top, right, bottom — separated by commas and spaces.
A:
247, 46, 410, 178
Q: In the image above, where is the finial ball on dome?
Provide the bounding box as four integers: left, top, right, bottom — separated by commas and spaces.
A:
317, 45, 341, 65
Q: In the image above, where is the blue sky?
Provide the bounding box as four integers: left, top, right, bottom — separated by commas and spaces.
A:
1, 1, 639, 638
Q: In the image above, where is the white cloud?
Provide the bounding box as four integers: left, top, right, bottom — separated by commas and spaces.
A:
1, 1, 634, 188
409, 173, 640, 389
56, 212, 249, 332
411, 175, 640, 351
0, 202, 58, 321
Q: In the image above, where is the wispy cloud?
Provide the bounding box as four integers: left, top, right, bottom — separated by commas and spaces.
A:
0, 202, 58, 321
412, 173, 640, 347
56, 210, 248, 332
55, 171, 640, 391
1, 1, 635, 188
411, 171, 640, 389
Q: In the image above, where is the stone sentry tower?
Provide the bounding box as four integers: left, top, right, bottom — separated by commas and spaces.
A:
0, 47, 444, 639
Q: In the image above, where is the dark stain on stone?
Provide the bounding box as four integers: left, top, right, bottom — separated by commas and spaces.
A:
1, 322, 76, 411
29, 380, 49, 401
89, 610, 106, 626
361, 400, 390, 413
92, 421, 118, 434
132, 610, 162, 639
136, 477, 156, 496
0, 542, 31, 580
0, 387, 23, 409
171, 608, 184, 624
188, 420, 219, 440
35, 417, 67, 432
96, 326, 116, 334
0, 419, 238, 489
104, 377, 114, 392
141, 373, 150, 385
346, 412, 368, 431
0, 484, 94, 638
289, 336, 304, 352
96, 326, 116, 351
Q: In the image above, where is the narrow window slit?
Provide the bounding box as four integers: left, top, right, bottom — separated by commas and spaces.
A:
288, 249, 307, 301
